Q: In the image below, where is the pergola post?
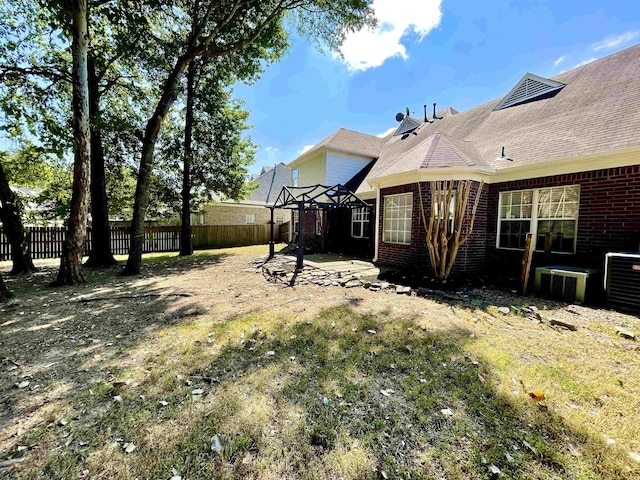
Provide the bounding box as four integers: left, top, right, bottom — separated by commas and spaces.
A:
296, 202, 304, 270
268, 206, 275, 259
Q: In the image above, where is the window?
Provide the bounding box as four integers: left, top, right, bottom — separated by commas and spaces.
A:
292, 168, 299, 187
275, 214, 284, 225
293, 210, 299, 234
498, 185, 579, 253
383, 193, 412, 244
434, 191, 456, 230
351, 207, 370, 238
246, 214, 256, 225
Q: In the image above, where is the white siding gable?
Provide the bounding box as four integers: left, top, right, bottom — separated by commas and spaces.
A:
326, 151, 372, 185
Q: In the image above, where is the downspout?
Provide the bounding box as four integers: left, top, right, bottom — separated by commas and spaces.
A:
373, 185, 381, 263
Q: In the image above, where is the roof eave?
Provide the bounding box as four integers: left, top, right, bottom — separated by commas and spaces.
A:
369, 166, 497, 189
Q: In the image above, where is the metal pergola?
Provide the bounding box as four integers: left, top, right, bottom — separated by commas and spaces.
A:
267, 184, 369, 269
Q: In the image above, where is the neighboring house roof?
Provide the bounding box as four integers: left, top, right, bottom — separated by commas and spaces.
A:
221, 162, 291, 206
290, 128, 385, 165
349, 43, 640, 193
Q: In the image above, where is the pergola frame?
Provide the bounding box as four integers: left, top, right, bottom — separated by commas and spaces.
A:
268, 184, 369, 269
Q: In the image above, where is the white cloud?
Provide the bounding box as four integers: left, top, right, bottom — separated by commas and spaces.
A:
338, 0, 442, 72
593, 31, 638, 52
265, 146, 278, 152
554, 55, 566, 66
376, 127, 396, 138
298, 144, 314, 155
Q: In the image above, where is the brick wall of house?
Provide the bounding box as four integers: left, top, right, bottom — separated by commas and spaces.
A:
204, 204, 287, 225
486, 165, 640, 279
376, 182, 487, 276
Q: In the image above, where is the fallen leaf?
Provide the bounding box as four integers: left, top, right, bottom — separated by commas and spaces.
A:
528, 391, 545, 402
489, 464, 501, 475
211, 434, 223, 453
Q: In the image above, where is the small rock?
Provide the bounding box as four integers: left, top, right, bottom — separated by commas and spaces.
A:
192, 388, 204, 395
265, 351, 275, 357
497, 307, 510, 315
396, 286, 411, 295
113, 395, 122, 403
344, 280, 363, 288
367, 330, 377, 334
629, 452, 640, 463
603, 434, 616, 446
159, 401, 169, 407
505, 452, 514, 462
17, 381, 30, 389
440, 408, 454, 417
380, 389, 394, 397
123, 442, 136, 453
59, 419, 68, 426
550, 319, 577, 331
615, 327, 636, 340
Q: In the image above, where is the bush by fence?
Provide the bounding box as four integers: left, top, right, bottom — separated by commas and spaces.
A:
0, 223, 287, 261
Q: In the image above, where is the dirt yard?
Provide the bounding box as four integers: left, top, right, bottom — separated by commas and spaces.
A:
1, 245, 639, 479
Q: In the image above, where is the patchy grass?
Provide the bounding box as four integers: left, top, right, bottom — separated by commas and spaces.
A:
1, 245, 639, 479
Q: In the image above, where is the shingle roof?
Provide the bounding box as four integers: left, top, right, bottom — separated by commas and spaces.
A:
299, 128, 385, 160
354, 43, 640, 194
243, 162, 291, 205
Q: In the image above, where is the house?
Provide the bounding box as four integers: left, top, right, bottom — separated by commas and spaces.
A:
287, 44, 640, 281
201, 163, 290, 226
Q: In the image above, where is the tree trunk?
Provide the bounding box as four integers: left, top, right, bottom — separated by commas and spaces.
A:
0, 161, 36, 274
54, 0, 91, 286
84, 58, 117, 268
180, 61, 196, 256
0, 272, 11, 303
122, 48, 200, 275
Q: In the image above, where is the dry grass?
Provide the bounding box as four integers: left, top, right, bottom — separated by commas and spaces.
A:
1, 245, 639, 479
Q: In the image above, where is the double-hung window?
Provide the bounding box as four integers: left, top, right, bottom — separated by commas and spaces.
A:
351, 207, 370, 238
293, 210, 299, 234
498, 185, 579, 253
246, 214, 256, 225
292, 168, 299, 187
383, 193, 412, 244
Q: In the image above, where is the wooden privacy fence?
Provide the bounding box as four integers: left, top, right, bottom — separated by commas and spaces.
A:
0, 223, 286, 261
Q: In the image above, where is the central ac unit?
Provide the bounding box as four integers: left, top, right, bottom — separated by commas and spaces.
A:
605, 252, 640, 314
535, 265, 602, 304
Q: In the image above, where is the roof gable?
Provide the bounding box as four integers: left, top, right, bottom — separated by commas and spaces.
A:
493, 73, 565, 111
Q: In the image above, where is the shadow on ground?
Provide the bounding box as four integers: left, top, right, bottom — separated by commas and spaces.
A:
4, 297, 633, 479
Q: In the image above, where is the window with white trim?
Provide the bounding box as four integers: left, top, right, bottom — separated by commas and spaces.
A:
383, 193, 412, 244
275, 214, 284, 225
498, 185, 579, 253
351, 207, 370, 238
293, 210, 299, 234
292, 168, 299, 187
245, 214, 256, 225
434, 191, 456, 230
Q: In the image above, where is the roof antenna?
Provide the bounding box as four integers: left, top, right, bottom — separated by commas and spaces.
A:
497, 146, 513, 161
423, 104, 432, 123
432, 103, 443, 120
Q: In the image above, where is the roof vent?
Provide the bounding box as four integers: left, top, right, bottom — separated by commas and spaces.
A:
496, 146, 512, 162
393, 107, 421, 136
494, 73, 565, 111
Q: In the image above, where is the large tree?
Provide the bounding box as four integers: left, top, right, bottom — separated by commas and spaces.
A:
53, 0, 91, 285
0, 159, 35, 273
122, 0, 375, 274
0, 271, 11, 302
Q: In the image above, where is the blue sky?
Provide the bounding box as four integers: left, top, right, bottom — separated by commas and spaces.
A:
237, 0, 640, 175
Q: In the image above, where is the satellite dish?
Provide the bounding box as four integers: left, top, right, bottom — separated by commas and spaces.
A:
395, 112, 405, 122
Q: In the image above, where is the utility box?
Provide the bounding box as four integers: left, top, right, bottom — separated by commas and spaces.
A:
535, 265, 602, 303
605, 252, 640, 314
